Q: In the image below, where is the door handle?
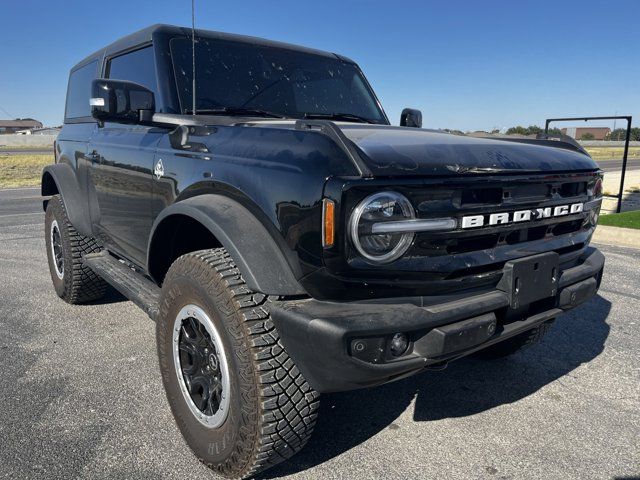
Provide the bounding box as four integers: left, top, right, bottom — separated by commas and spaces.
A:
87, 150, 99, 163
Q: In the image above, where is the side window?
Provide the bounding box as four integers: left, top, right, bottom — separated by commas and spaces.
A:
107, 46, 159, 102
65, 60, 98, 120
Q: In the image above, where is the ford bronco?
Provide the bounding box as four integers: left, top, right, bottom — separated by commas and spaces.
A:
42, 24, 605, 478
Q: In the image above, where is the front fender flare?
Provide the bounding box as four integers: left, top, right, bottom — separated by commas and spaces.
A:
41, 163, 92, 237
148, 195, 306, 296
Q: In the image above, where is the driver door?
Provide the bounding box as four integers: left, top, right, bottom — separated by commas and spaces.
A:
87, 45, 163, 267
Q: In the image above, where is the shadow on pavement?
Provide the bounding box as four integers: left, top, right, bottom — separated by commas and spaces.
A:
87, 285, 128, 305
261, 295, 611, 478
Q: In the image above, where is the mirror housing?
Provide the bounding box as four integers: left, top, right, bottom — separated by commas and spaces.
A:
91, 79, 155, 125
400, 108, 422, 128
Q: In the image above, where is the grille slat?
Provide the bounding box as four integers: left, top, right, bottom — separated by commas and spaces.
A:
410, 176, 595, 257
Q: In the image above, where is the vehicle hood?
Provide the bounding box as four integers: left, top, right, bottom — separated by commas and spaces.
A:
337, 124, 599, 177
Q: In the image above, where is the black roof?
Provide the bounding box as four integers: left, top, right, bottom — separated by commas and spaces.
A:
72, 24, 342, 71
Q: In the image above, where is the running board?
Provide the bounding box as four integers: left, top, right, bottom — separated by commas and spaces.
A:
83, 251, 160, 320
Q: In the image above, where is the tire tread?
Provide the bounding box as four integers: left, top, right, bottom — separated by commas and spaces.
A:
46, 195, 107, 303
161, 248, 319, 478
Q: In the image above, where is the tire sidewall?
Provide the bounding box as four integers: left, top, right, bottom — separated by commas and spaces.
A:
45, 197, 72, 298
156, 271, 259, 471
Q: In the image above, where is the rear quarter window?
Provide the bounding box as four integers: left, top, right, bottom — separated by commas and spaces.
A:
65, 60, 98, 121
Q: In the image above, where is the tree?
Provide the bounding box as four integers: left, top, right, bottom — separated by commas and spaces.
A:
506, 126, 528, 135
607, 127, 640, 141
505, 125, 585, 138
580, 132, 595, 140
526, 125, 543, 135
505, 125, 548, 136
608, 129, 625, 141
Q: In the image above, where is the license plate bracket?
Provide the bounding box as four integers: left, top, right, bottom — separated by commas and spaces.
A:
498, 252, 560, 309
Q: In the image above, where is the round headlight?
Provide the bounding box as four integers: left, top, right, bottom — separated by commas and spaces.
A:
349, 191, 415, 263
593, 178, 603, 197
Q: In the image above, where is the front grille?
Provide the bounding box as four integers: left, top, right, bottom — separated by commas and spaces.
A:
407, 173, 598, 258
439, 218, 584, 255
458, 181, 588, 207
341, 172, 600, 286
413, 211, 589, 257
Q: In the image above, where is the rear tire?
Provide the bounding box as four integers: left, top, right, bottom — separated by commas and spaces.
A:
156, 248, 319, 479
476, 321, 553, 359
44, 195, 107, 303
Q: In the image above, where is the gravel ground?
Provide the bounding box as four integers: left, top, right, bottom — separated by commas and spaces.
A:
0, 188, 638, 479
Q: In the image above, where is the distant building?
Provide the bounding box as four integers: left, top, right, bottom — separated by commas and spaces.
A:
21, 127, 61, 136
561, 127, 610, 141
0, 119, 43, 134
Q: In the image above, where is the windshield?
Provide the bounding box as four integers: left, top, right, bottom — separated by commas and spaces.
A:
170, 37, 387, 123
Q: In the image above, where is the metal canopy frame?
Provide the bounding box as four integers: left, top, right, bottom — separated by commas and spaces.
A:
545, 116, 633, 213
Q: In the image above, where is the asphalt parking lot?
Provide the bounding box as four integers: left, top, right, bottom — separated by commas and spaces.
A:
0, 187, 638, 479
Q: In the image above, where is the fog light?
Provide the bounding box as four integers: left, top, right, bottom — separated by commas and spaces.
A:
389, 333, 409, 357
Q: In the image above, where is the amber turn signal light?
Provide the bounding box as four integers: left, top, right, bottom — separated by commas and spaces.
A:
322, 199, 335, 247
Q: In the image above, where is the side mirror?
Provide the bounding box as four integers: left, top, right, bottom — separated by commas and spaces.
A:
91, 79, 155, 125
400, 108, 422, 128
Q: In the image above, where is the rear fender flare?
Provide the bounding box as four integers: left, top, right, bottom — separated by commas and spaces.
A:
41, 163, 92, 237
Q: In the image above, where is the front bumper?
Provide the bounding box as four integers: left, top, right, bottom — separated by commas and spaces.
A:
271, 247, 604, 393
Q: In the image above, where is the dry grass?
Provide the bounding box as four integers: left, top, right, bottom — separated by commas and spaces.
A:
0, 153, 54, 188
0, 145, 53, 150
583, 146, 640, 161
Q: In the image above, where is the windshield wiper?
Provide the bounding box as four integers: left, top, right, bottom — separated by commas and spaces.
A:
185, 107, 285, 118
303, 112, 376, 124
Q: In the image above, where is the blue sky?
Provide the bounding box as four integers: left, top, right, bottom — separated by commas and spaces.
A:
1, 0, 638, 130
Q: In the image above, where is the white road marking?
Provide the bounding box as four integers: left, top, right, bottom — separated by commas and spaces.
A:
0, 186, 41, 192
1, 223, 42, 227
0, 195, 43, 201
0, 212, 43, 218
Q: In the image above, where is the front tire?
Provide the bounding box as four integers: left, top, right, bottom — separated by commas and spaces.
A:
44, 195, 107, 303
156, 248, 319, 479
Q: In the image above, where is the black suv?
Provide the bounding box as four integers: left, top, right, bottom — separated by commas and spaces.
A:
42, 24, 605, 478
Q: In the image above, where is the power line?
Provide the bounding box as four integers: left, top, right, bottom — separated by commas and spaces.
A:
0, 105, 14, 119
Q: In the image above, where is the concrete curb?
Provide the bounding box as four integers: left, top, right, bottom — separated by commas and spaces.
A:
593, 225, 640, 249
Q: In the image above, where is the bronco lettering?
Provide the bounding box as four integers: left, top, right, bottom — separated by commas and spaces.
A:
461, 203, 584, 229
